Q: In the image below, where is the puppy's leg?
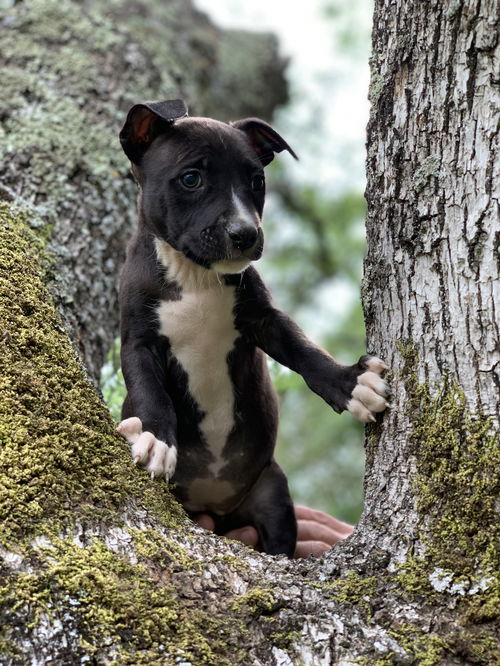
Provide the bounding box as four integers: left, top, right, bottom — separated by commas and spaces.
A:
235, 268, 389, 422
117, 338, 178, 482
235, 461, 297, 557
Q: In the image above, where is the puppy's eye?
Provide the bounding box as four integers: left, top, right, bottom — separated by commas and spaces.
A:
180, 170, 203, 189
251, 174, 265, 192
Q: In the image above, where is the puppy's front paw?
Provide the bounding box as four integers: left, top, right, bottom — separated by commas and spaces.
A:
347, 356, 390, 423
117, 417, 177, 481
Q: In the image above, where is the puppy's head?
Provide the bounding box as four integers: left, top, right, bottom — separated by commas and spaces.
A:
120, 99, 297, 274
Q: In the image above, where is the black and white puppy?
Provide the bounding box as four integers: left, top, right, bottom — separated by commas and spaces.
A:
116, 99, 388, 557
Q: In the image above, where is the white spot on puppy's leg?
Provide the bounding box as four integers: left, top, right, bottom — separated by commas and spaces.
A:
117, 417, 177, 482
347, 357, 389, 423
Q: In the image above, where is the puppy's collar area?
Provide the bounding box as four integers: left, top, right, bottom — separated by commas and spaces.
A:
154, 239, 250, 289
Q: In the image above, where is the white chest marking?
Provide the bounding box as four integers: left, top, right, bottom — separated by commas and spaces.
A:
155, 242, 238, 476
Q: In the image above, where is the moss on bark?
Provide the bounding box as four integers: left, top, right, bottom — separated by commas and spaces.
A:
0, 202, 185, 546
389, 343, 500, 662
0, 205, 277, 665
0, 0, 289, 383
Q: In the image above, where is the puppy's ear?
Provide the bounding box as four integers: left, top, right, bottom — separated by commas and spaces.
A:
232, 118, 298, 166
120, 99, 188, 164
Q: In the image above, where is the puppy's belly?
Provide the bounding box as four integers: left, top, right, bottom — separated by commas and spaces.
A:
175, 437, 267, 514
180, 476, 243, 514
157, 283, 238, 476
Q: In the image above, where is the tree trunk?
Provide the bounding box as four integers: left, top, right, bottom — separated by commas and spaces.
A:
0, 0, 498, 664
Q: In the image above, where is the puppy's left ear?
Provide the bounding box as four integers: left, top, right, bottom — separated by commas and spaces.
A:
232, 118, 298, 166
120, 99, 188, 164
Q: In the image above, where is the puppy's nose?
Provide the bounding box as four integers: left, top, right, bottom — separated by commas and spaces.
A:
227, 221, 258, 251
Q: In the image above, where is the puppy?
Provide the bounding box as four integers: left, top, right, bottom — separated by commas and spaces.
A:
116, 99, 388, 556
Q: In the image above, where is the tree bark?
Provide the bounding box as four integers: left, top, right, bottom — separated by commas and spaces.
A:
361, 0, 499, 558
0, 0, 498, 664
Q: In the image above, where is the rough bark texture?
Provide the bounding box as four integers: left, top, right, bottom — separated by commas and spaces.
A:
358, 0, 499, 658
365, 0, 499, 416
361, 0, 499, 555
0, 0, 499, 664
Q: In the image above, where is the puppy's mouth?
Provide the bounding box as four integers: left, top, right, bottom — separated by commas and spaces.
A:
212, 231, 263, 274
183, 227, 264, 275
211, 256, 253, 274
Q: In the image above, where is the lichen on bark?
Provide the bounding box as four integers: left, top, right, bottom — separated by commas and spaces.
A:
393, 345, 499, 635
0, 3, 301, 662
0, 203, 280, 664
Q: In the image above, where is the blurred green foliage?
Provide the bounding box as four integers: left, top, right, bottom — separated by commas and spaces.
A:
323, 0, 370, 55
101, 342, 124, 424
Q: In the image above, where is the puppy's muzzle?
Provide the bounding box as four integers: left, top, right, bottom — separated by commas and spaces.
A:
226, 220, 259, 252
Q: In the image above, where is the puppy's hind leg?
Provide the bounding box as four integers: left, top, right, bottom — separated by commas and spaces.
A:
237, 461, 297, 557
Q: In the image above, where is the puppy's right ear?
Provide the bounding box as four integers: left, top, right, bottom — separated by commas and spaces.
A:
119, 99, 188, 164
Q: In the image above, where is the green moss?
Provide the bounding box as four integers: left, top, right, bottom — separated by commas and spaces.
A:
0, 2, 296, 662
0, 202, 185, 546
397, 343, 499, 570
343, 343, 500, 665
1, 3, 111, 189
0, 220, 270, 661
414, 387, 497, 570
445, 630, 500, 665
357, 631, 447, 666
328, 571, 377, 614
389, 626, 447, 666
229, 585, 302, 660
231, 587, 278, 616
267, 630, 301, 651
371, 624, 500, 666
394, 342, 500, 656
131, 528, 206, 578
0, 536, 244, 665
0, 0, 168, 238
